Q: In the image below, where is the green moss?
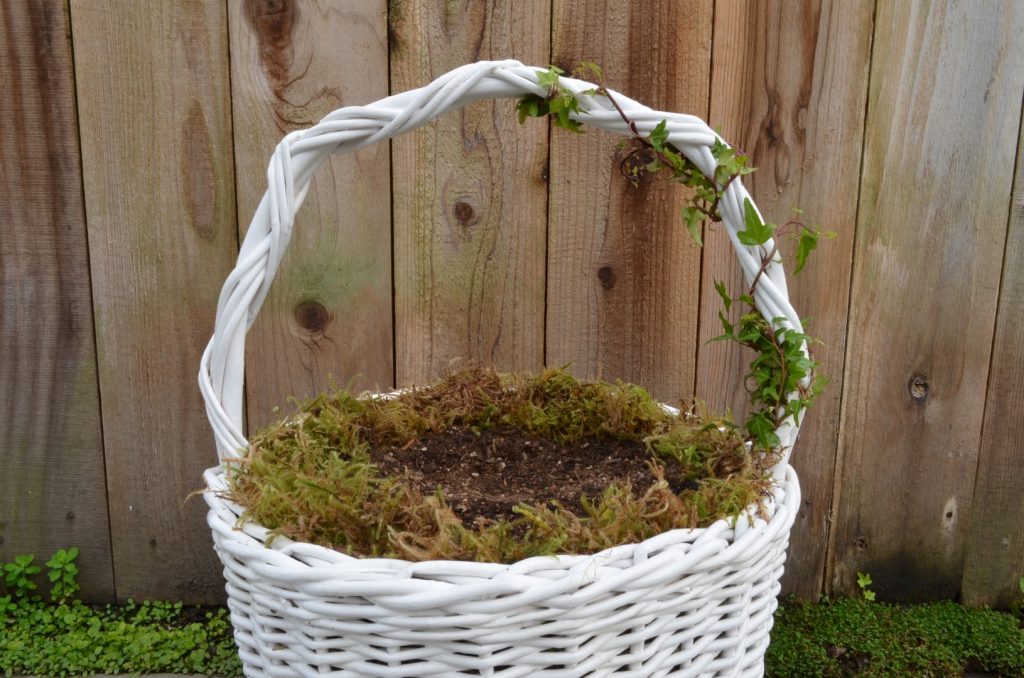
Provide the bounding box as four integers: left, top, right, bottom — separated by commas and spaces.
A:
767, 597, 1024, 677
226, 366, 774, 563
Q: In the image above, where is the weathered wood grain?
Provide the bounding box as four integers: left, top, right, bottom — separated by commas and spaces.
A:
0, 0, 113, 602
229, 0, 393, 430
547, 0, 711, 404
700, 0, 873, 598
961, 108, 1024, 608
70, 0, 237, 603
390, 0, 550, 386
828, 0, 1024, 601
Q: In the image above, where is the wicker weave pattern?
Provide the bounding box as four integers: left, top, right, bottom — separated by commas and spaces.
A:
199, 60, 808, 677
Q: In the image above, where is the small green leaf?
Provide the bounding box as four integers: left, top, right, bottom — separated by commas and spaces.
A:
745, 411, 780, 450
714, 280, 732, 312
794, 228, 820, 274
738, 198, 774, 246
681, 206, 704, 246
649, 119, 669, 151
661, 147, 685, 172
516, 95, 546, 124
737, 232, 760, 247
536, 65, 564, 89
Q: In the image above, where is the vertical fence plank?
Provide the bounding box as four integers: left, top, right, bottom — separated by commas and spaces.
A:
229, 0, 392, 430
829, 0, 1024, 601
546, 0, 711, 404
962, 111, 1024, 608
699, 0, 873, 598
0, 0, 113, 601
390, 1, 550, 385
70, 0, 237, 603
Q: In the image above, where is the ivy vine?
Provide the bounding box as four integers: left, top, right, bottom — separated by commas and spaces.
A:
517, 64, 831, 453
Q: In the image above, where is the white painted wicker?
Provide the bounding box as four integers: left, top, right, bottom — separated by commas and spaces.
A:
199, 60, 808, 677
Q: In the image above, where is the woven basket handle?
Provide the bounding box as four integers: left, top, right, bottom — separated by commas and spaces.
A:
199, 59, 807, 477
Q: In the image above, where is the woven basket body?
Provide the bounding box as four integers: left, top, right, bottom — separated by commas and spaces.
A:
200, 60, 807, 677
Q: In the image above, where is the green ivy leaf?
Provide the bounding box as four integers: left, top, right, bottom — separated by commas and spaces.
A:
794, 228, 820, 274
536, 65, 564, 89
711, 137, 729, 160
681, 206, 704, 246
548, 93, 583, 133
745, 411, 781, 450
649, 119, 669, 151
515, 95, 546, 124
714, 280, 732, 312
738, 197, 775, 246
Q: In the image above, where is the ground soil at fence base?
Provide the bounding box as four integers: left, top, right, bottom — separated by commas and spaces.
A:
371, 427, 691, 524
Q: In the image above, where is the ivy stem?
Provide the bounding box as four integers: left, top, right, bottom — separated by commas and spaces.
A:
707, 172, 741, 221
748, 243, 779, 297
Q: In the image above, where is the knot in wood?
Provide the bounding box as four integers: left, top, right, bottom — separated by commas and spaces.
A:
453, 200, 475, 225
619, 148, 656, 185
294, 300, 331, 333
597, 266, 616, 290
909, 375, 929, 402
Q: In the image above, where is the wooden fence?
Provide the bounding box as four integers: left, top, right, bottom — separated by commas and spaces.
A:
2, 0, 1022, 607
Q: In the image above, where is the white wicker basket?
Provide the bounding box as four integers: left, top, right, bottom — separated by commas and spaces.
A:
199, 60, 806, 677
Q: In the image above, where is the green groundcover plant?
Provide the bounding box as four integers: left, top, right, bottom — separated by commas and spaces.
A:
3, 548, 1023, 676
767, 596, 1024, 677
1, 549, 241, 677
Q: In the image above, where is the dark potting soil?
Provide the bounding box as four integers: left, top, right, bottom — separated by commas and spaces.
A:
370, 427, 690, 524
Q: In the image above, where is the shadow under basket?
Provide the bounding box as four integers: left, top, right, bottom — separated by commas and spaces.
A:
199, 60, 806, 677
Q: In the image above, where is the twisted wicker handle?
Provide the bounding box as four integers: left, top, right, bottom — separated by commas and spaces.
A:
199, 60, 807, 477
